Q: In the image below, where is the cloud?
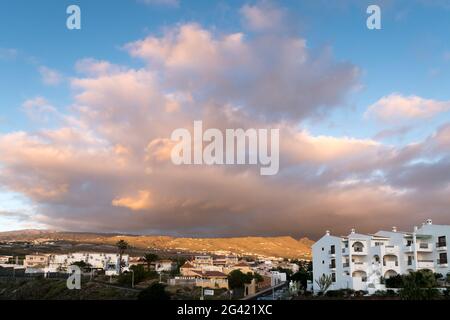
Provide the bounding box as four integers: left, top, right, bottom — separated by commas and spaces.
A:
1, 4, 450, 238
240, 1, 287, 32
38, 66, 63, 86
112, 190, 154, 210
0, 48, 18, 60
366, 93, 450, 122
75, 58, 125, 76
126, 23, 359, 122
22, 97, 57, 122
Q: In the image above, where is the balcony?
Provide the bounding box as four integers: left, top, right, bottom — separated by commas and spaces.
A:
417, 260, 434, 270
436, 242, 447, 251
342, 248, 349, 255
384, 245, 398, 255
351, 247, 367, 255
329, 264, 336, 270
436, 259, 448, 268
383, 261, 399, 268
328, 250, 336, 257
343, 262, 350, 268
352, 261, 367, 270
404, 243, 433, 253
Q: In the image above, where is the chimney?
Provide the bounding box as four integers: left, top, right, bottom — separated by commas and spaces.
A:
392, 226, 397, 232
426, 219, 432, 225
325, 230, 330, 236
351, 228, 355, 234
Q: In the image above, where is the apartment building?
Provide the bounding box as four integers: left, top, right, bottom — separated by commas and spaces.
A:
47, 253, 130, 275
24, 254, 49, 268
0, 255, 12, 264
312, 219, 450, 294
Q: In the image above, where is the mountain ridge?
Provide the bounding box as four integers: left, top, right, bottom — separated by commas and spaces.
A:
0, 229, 313, 259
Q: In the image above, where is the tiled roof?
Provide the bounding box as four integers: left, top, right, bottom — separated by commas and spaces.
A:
181, 262, 195, 269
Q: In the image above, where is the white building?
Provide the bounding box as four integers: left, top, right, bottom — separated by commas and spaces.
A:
47, 252, 129, 275
270, 271, 287, 286
0, 255, 13, 264
312, 219, 449, 294
154, 260, 176, 273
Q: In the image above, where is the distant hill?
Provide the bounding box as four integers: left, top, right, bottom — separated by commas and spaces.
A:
0, 230, 313, 259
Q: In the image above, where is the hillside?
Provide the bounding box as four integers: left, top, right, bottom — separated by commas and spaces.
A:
0, 230, 313, 259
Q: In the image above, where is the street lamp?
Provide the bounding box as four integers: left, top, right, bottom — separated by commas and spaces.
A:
130, 269, 135, 288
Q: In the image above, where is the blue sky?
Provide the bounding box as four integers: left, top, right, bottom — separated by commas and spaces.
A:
2, 1, 450, 139
1, 0, 450, 236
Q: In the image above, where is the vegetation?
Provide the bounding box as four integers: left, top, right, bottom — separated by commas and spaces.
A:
227, 270, 260, 290
117, 265, 158, 287
115, 239, 129, 275
137, 283, 171, 300
399, 270, 440, 300
0, 278, 138, 300
315, 274, 333, 294
71, 260, 92, 272
291, 269, 312, 290
385, 274, 403, 288
143, 253, 158, 271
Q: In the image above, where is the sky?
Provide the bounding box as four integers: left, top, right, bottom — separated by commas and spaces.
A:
1, 0, 450, 238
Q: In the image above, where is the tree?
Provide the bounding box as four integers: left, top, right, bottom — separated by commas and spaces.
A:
117, 265, 158, 287
116, 239, 129, 275
72, 260, 92, 272
228, 270, 253, 290
315, 274, 333, 294
138, 283, 171, 300
253, 272, 264, 283
385, 274, 403, 288
399, 270, 440, 300
291, 269, 312, 290
143, 253, 159, 271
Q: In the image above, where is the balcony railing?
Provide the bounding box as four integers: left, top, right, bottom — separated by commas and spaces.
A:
343, 263, 349, 268
419, 243, 430, 249
328, 250, 336, 255
383, 261, 399, 267
329, 264, 336, 269
437, 259, 448, 265
417, 260, 434, 269
436, 242, 447, 249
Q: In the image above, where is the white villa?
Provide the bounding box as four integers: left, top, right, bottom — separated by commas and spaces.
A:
312, 219, 450, 294
23, 252, 130, 275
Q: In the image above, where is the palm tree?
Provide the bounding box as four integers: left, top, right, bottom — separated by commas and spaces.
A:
116, 239, 129, 275
143, 253, 159, 271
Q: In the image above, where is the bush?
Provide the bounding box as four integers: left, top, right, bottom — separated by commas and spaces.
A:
372, 289, 398, 297
138, 283, 171, 300
324, 290, 345, 298
398, 270, 441, 300
385, 275, 403, 288
117, 265, 158, 287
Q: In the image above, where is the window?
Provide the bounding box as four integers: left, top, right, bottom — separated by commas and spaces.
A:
322, 247, 324, 251
322, 260, 325, 264
406, 240, 412, 246
437, 236, 447, 247
330, 245, 335, 254
439, 253, 447, 264
330, 259, 336, 269
407, 256, 413, 266
331, 273, 336, 283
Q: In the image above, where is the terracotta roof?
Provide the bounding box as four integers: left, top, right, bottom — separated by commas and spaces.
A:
233, 262, 249, 267
192, 270, 227, 278
181, 262, 195, 269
